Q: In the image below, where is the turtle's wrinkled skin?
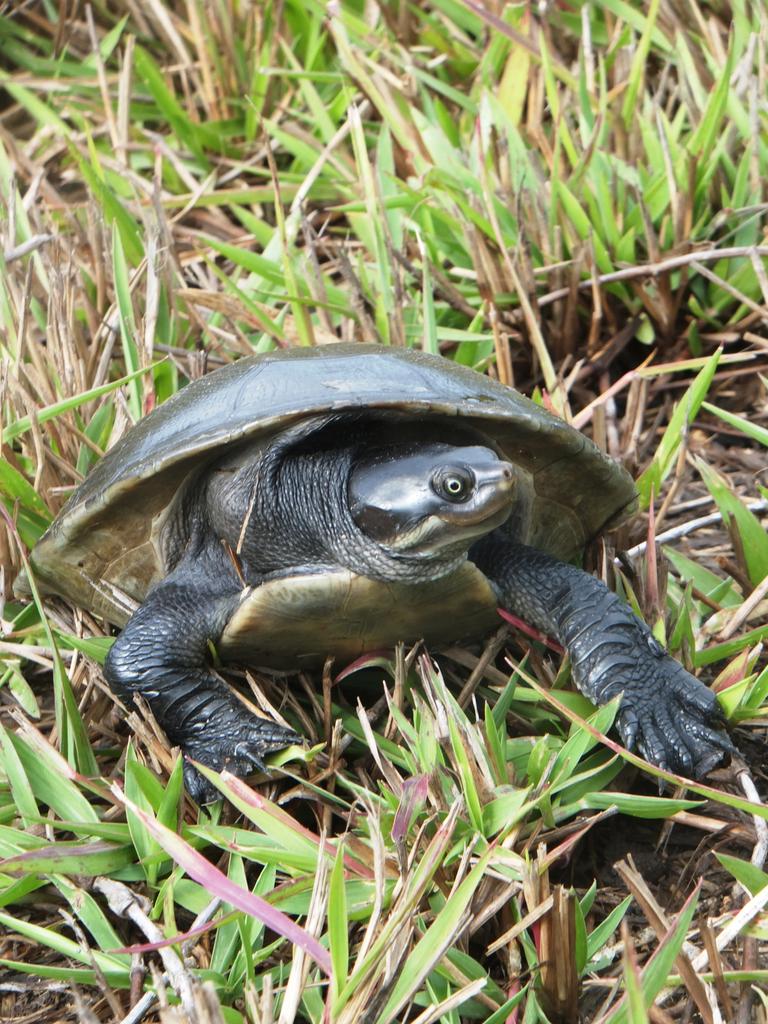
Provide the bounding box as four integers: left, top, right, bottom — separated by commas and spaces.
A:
24, 344, 736, 801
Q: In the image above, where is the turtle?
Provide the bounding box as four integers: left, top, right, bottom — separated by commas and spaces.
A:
23, 343, 736, 801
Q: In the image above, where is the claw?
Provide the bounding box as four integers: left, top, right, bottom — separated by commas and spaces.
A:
234, 743, 267, 773
645, 633, 665, 658
683, 717, 738, 751
692, 747, 730, 779
673, 742, 694, 776
263, 723, 302, 747
689, 687, 719, 715
679, 719, 737, 778
636, 721, 673, 776
183, 761, 219, 805
618, 708, 639, 752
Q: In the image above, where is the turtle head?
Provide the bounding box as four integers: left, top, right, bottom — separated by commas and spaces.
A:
349, 444, 515, 557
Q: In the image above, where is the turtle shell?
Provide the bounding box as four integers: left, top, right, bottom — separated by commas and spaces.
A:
28, 343, 637, 626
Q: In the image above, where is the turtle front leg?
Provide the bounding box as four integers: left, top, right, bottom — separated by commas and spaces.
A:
471, 534, 737, 778
104, 577, 299, 802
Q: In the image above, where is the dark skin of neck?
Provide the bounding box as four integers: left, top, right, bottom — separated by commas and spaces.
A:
105, 437, 736, 802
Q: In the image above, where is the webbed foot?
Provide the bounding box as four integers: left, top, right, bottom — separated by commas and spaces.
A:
472, 534, 740, 781
103, 567, 303, 804
181, 712, 301, 803
607, 632, 738, 778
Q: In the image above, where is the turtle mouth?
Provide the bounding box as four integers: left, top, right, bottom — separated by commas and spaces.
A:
389, 501, 512, 555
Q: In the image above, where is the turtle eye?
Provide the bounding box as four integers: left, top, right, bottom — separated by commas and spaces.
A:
433, 467, 473, 503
